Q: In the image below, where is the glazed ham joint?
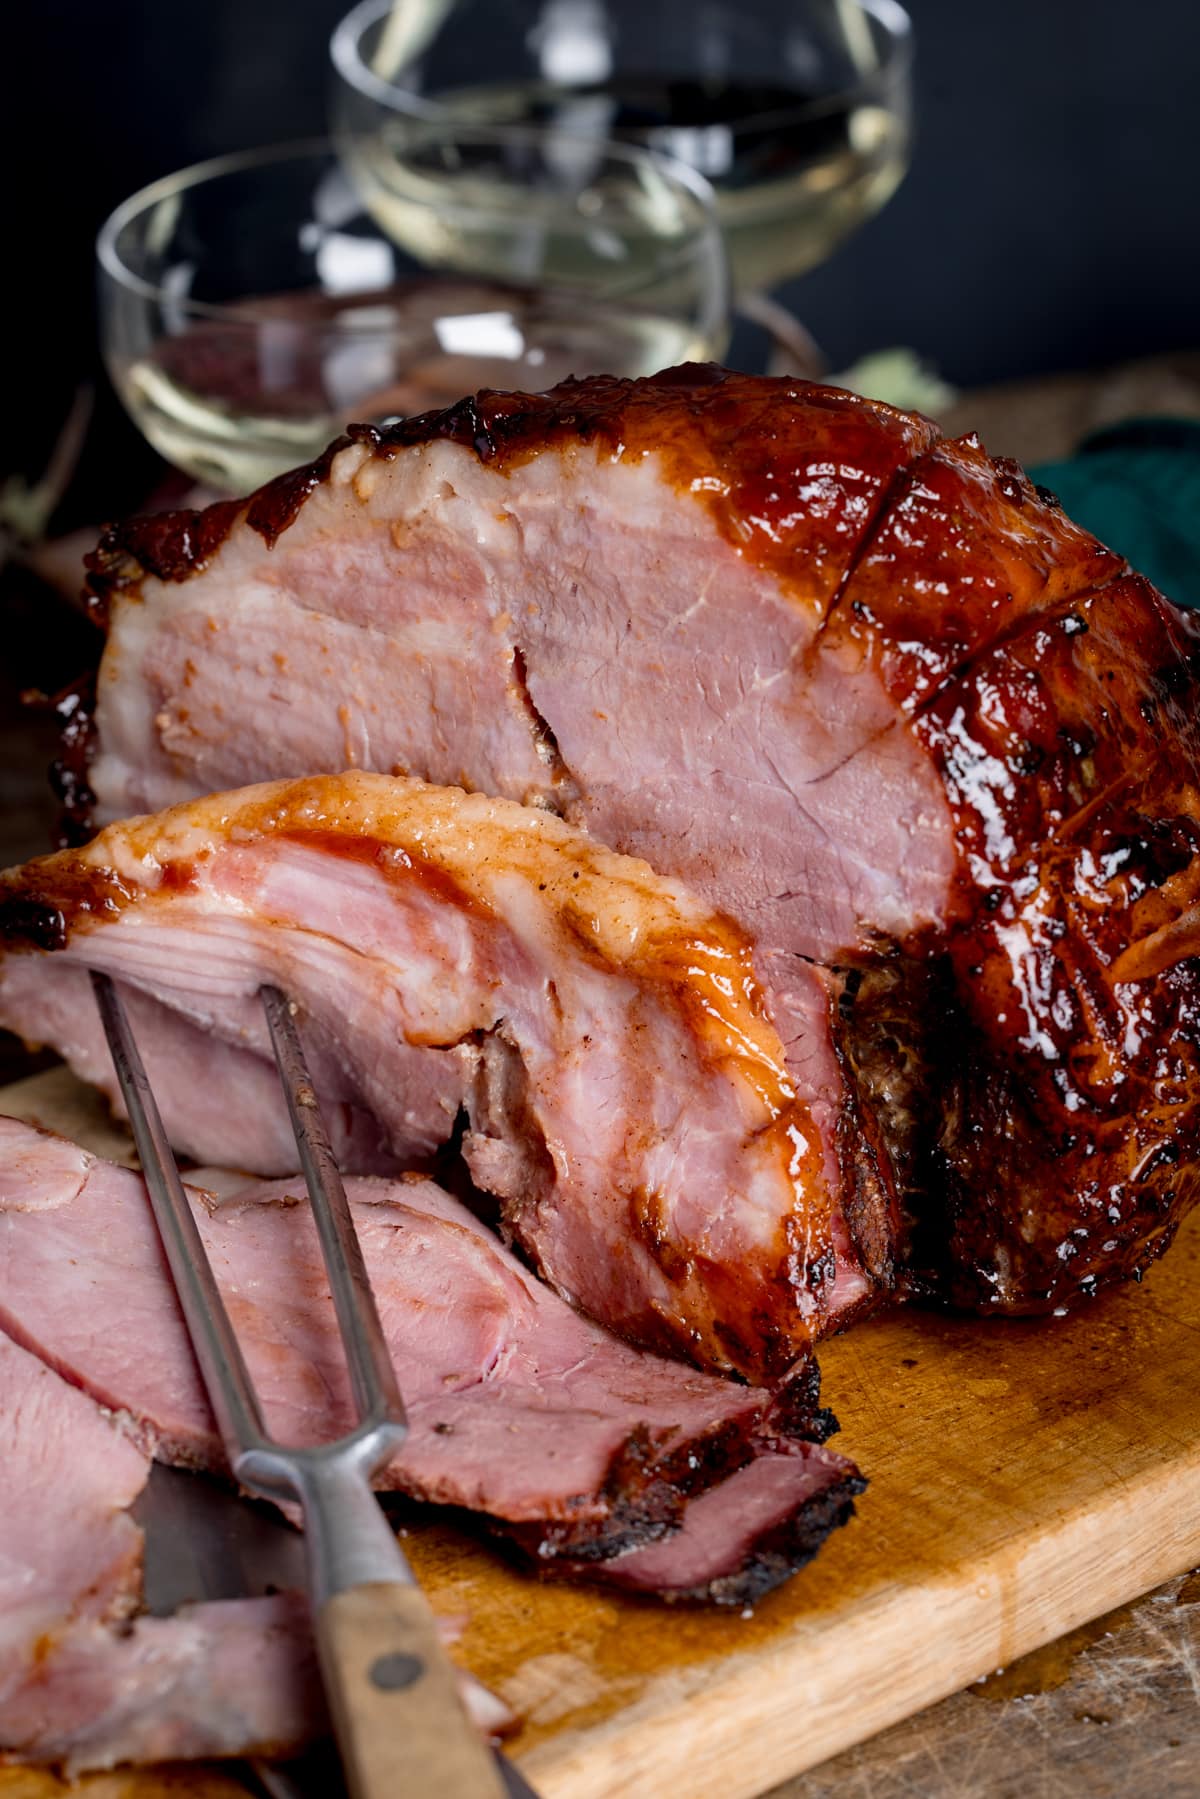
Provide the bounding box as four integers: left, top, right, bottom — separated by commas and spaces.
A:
3, 364, 1200, 1769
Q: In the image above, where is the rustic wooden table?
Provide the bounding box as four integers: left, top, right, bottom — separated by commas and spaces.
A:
772, 1576, 1200, 1798
2, 354, 1199, 1795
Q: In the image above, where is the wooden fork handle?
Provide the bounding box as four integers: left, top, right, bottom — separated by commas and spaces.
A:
316, 1580, 509, 1799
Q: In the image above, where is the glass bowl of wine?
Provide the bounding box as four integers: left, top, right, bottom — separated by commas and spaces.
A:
97, 133, 728, 491
330, 0, 912, 302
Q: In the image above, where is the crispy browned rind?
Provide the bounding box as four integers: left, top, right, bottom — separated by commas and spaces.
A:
530, 1463, 866, 1607
83, 365, 937, 619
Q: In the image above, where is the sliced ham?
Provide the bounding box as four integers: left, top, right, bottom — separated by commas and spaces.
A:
4, 1594, 323, 1774
0, 773, 873, 1378
0, 1329, 145, 1664
0, 1326, 321, 1771
584, 1447, 860, 1605
0, 1112, 862, 1764
73, 365, 1200, 1313
0, 1116, 861, 1585
0, 1321, 505, 1771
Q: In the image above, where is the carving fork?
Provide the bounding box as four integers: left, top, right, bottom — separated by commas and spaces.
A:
93, 972, 535, 1799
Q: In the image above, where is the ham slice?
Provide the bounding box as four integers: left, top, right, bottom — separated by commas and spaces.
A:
0, 773, 875, 1379
0, 1328, 145, 1664
72, 365, 1200, 1315
0, 1116, 862, 1589
0, 1318, 508, 1771
4, 1593, 323, 1774
0, 1326, 322, 1771
584, 1449, 856, 1604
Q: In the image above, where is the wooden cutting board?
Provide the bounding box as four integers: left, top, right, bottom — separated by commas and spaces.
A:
4, 1064, 1200, 1799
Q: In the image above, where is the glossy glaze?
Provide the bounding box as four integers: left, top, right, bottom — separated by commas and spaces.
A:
904, 576, 1200, 1309
821, 436, 1126, 709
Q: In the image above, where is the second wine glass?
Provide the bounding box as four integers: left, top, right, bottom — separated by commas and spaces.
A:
331, 0, 913, 301
98, 132, 728, 490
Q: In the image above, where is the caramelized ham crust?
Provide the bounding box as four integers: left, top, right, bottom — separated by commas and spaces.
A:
0, 773, 875, 1378
75, 365, 1200, 1314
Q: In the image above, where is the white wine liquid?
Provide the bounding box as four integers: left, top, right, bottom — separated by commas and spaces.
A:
119, 358, 342, 493
116, 279, 704, 490
363, 76, 909, 293
705, 103, 907, 291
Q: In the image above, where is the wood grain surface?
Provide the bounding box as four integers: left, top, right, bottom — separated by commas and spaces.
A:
775, 1569, 1200, 1798
3, 1065, 1200, 1798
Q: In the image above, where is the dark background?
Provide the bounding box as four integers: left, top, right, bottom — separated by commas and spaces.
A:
4, 0, 1199, 510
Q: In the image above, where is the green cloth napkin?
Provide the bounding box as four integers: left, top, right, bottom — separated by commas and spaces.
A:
1030, 418, 1200, 609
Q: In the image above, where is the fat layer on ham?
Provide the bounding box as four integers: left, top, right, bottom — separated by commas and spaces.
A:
75, 365, 1200, 1315
0, 772, 875, 1379
0, 1116, 862, 1589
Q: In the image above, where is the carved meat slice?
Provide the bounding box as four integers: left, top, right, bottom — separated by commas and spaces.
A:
0, 1328, 145, 1669
0, 1314, 510, 1771
4, 1593, 324, 1774
0, 1116, 861, 1591
0, 773, 872, 1377
0, 1325, 322, 1771
579, 1446, 858, 1604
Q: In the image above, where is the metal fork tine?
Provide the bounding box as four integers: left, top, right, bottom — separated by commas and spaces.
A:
92, 970, 526, 1798
259, 984, 406, 1438
90, 972, 270, 1464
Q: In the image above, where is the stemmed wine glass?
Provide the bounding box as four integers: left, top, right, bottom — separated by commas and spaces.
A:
331, 0, 913, 367
97, 132, 727, 491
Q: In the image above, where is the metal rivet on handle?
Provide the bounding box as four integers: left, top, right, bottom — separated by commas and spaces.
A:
369, 1651, 425, 1691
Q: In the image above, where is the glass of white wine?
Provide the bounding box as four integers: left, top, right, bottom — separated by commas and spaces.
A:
331, 0, 912, 350
97, 134, 728, 492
